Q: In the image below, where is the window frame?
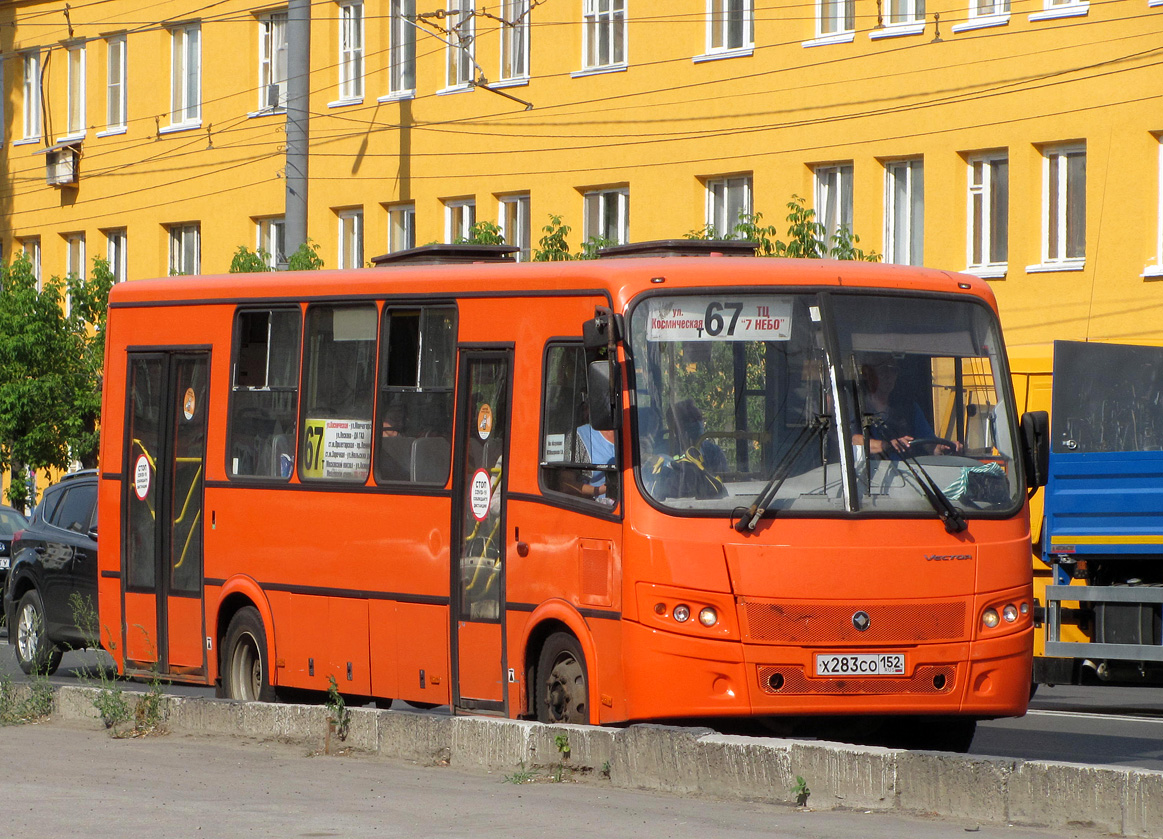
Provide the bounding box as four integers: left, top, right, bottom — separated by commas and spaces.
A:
389, 0, 417, 95
104, 228, 127, 282
500, 0, 531, 82
445, 199, 477, 243
258, 10, 289, 112
388, 203, 416, 252
168, 223, 200, 275
582, 0, 627, 71
813, 0, 855, 41
706, 0, 753, 55
65, 42, 86, 139
20, 237, 42, 289
1029, 0, 1088, 21
705, 175, 752, 238
499, 194, 531, 260
169, 23, 202, 128
338, 0, 365, 102
337, 208, 364, 269
444, 0, 475, 90
814, 163, 854, 251
965, 152, 1009, 277
884, 158, 924, 266
22, 51, 42, 142
256, 216, 287, 268
1151, 139, 1163, 278
104, 34, 127, 133
1036, 143, 1086, 271
583, 187, 630, 247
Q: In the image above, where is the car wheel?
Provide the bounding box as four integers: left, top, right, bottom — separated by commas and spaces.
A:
220, 606, 276, 702
14, 590, 63, 676
535, 632, 589, 724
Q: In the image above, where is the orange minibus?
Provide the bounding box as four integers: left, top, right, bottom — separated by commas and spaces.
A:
97, 241, 1046, 751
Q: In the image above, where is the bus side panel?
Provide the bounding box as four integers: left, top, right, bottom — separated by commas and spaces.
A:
394, 602, 451, 706
368, 600, 400, 699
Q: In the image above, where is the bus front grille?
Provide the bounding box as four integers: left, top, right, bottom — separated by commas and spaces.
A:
740, 599, 966, 644
757, 664, 957, 696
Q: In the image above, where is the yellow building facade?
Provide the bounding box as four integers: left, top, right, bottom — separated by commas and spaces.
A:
0, 0, 1160, 382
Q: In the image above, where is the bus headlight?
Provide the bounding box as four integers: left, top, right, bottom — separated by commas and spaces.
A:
698, 607, 718, 627
1002, 604, 1019, 623
982, 608, 1000, 628
672, 604, 691, 623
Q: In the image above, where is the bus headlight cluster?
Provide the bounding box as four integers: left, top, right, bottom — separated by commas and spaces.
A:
982, 601, 1029, 629
653, 601, 719, 628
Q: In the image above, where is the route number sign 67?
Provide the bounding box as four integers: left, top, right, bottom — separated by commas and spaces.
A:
645, 296, 793, 342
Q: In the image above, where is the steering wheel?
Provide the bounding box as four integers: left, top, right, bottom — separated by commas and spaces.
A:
904, 437, 959, 456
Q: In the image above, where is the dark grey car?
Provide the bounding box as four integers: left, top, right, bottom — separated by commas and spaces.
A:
0, 505, 29, 589
2, 471, 99, 674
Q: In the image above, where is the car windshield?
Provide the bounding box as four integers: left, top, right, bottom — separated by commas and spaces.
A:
0, 507, 26, 536
628, 290, 1022, 518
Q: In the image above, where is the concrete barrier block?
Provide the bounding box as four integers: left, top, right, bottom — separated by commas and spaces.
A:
896, 749, 1015, 822
54, 686, 104, 724
609, 724, 715, 794
376, 710, 454, 764
1009, 761, 1128, 834
787, 740, 897, 811
342, 707, 379, 752
1121, 768, 1163, 839
529, 723, 618, 773
450, 716, 536, 771
692, 734, 796, 804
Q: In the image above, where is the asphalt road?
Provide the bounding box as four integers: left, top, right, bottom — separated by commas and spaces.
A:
4, 633, 1163, 769
0, 722, 1109, 839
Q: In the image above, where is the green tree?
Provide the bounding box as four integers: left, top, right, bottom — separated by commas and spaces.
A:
533, 215, 574, 262
229, 246, 273, 273
286, 239, 324, 271
457, 220, 505, 246
0, 254, 112, 507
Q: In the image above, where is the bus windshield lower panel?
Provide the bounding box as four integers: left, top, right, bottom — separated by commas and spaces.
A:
629, 291, 1021, 517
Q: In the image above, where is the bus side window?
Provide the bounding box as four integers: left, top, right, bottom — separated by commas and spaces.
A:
228, 308, 301, 479
375, 305, 457, 485
540, 343, 619, 507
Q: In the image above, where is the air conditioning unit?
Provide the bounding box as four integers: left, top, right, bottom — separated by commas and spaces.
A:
35, 141, 82, 187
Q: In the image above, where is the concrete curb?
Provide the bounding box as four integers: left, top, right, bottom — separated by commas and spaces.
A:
31, 685, 1163, 838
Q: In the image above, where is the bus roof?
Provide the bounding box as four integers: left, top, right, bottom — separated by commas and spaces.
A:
108, 257, 996, 311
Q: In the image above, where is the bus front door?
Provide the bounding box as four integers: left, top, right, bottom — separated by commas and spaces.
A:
121, 352, 209, 679
450, 350, 512, 714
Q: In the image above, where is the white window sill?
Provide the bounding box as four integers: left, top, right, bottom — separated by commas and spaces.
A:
1151, 0, 1163, 8
436, 83, 473, 96
14, 137, 42, 146
571, 64, 628, 79
870, 22, 926, 39
964, 265, 1008, 279
56, 132, 86, 143
159, 121, 201, 135
378, 90, 416, 103
328, 97, 363, 108
97, 126, 127, 138
1026, 260, 1085, 273
693, 46, 754, 62
1029, 3, 1088, 20
951, 13, 1010, 32
1142, 265, 1163, 279
247, 107, 286, 118
802, 31, 855, 47
490, 77, 530, 89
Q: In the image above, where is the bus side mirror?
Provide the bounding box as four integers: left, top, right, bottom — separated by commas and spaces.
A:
1020, 410, 1049, 489
586, 359, 621, 431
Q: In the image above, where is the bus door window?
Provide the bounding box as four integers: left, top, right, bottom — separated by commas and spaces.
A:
540, 343, 619, 509
299, 304, 377, 482
228, 308, 301, 479
375, 306, 457, 485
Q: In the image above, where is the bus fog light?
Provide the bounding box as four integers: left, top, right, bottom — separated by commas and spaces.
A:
982, 608, 1000, 628
698, 607, 718, 627
1020, 602, 1030, 615
1003, 604, 1018, 623
673, 604, 691, 623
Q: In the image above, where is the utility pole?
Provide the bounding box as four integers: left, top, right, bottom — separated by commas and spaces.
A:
283, 0, 310, 267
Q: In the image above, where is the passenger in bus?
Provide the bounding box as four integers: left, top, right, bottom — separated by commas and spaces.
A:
570, 406, 617, 504
673, 399, 727, 472
853, 354, 960, 456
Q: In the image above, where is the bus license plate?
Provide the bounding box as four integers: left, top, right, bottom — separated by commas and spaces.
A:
815, 653, 905, 677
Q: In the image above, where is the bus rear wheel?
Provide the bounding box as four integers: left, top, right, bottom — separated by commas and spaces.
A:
221, 606, 276, 702
536, 632, 589, 725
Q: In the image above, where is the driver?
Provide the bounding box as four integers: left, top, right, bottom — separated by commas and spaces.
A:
853, 354, 961, 457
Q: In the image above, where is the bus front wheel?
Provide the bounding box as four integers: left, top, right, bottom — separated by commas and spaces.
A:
221, 606, 276, 702
535, 632, 589, 725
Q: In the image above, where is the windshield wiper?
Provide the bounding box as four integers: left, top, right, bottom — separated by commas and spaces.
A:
734, 415, 830, 533
876, 424, 967, 535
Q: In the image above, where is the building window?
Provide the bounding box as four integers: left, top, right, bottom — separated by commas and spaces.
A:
967, 154, 1008, 273
1154, 139, 1163, 277
971, 0, 1010, 17
390, 0, 417, 93
584, 188, 629, 246
708, 0, 753, 53
105, 229, 127, 282
106, 35, 127, 131
66, 43, 86, 138
23, 52, 42, 141
20, 238, 42, 289
170, 23, 201, 127
814, 164, 853, 250
1030, 0, 1087, 20
887, 0, 925, 25
257, 217, 286, 268
1041, 144, 1085, 267
445, 199, 476, 242
500, 0, 531, 81
388, 204, 416, 252
706, 176, 752, 237
500, 195, 531, 260
259, 11, 289, 111
818, 0, 855, 36
339, 1, 365, 101
338, 209, 364, 269
168, 223, 200, 275
446, 0, 475, 89
583, 0, 626, 70
64, 233, 85, 316
885, 159, 924, 266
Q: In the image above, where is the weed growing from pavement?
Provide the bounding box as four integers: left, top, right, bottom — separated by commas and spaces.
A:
325, 675, 351, 753
0, 669, 53, 724
791, 775, 811, 807
503, 763, 537, 784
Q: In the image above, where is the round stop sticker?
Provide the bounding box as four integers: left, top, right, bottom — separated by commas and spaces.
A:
469, 469, 492, 521
134, 454, 151, 500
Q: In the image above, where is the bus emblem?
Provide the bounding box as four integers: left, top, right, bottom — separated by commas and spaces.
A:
852, 611, 871, 632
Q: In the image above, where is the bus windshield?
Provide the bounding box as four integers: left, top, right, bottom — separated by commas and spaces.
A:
629, 290, 1021, 517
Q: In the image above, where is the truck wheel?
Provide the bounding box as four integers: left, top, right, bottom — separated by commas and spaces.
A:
14, 590, 63, 676
221, 606, 276, 702
535, 632, 589, 724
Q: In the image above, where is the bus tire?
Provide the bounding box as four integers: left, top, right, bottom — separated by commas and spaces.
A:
221, 606, 276, 702
14, 590, 63, 676
535, 631, 589, 725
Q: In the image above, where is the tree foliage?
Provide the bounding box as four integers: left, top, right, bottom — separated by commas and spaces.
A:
229, 239, 325, 273
0, 254, 113, 506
